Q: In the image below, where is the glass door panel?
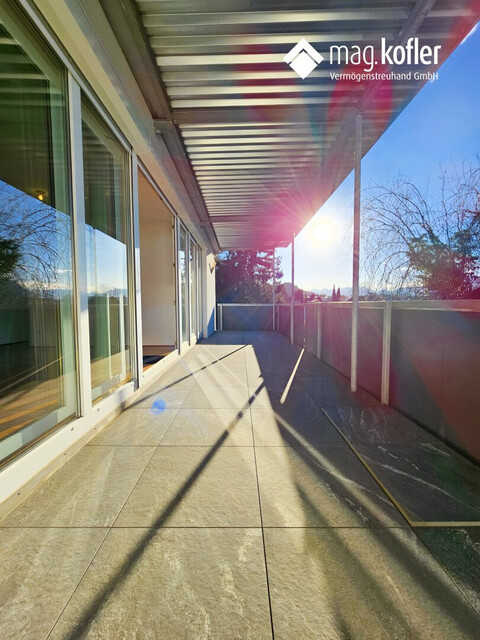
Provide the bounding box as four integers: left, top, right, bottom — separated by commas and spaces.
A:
82, 98, 132, 402
0, 1, 77, 465
178, 224, 188, 345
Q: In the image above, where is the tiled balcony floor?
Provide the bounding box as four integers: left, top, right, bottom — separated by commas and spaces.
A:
1, 331, 480, 639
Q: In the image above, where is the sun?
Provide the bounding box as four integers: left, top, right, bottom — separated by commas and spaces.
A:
313, 219, 335, 245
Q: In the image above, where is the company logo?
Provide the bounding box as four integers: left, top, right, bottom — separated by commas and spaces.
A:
283, 39, 324, 79
284, 37, 441, 79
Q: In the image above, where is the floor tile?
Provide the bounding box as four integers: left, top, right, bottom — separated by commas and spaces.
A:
251, 408, 346, 448
252, 388, 339, 436
150, 375, 197, 393
151, 364, 198, 390
0, 527, 107, 640
301, 376, 381, 407
89, 408, 178, 446
324, 406, 438, 445
48, 528, 271, 640
161, 408, 253, 446
2, 446, 154, 527
182, 384, 250, 410
256, 445, 406, 527
133, 385, 190, 410
193, 367, 248, 387
264, 527, 480, 639
416, 527, 480, 615
114, 446, 261, 527
355, 443, 480, 523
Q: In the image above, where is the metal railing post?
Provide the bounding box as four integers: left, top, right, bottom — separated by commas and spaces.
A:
219, 304, 223, 331
351, 114, 362, 392
290, 233, 295, 345
272, 247, 276, 331
316, 304, 322, 360
381, 301, 392, 404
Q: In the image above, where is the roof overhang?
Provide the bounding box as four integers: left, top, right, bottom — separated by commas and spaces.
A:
100, 0, 479, 250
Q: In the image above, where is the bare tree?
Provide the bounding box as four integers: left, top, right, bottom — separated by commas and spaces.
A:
361, 159, 480, 299
0, 181, 72, 299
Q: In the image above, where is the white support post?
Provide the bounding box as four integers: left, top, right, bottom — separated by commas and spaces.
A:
131, 152, 143, 388
272, 248, 276, 331
351, 114, 362, 392
175, 218, 182, 353
316, 304, 322, 360
68, 72, 92, 415
186, 232, 192, 345
290, 233, 295, 345
381, 301, 392, 404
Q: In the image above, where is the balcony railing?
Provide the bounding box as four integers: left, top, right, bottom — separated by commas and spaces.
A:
216, 300, 480, 463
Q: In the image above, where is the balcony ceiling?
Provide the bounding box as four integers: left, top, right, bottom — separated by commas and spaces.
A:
109, 0, 478, 250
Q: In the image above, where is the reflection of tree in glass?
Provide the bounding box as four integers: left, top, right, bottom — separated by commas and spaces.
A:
0, 181, 72, 300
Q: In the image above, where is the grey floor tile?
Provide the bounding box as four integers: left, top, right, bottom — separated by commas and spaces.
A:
150, 364, 198, 390
252, 388, 340, 437
133, 385, 190, 410
416, 527, 480, 615
193, 367, 248, 387
251, 408, 346, 448
2, 446, 154, 527
149, 375, 197, 394
264, 527, 480, 639
250, 370, 295, 393
114, 446, 261, 527
161, 408, 253, 446
49, 528, 271, 640
256, 445, 406, 528
89, 408, 178, 446
324, 406, 438, 445
355, 443, 480, 523
182, 384, 250, 410
0, 527, 107, 640
301, 376, 381, 407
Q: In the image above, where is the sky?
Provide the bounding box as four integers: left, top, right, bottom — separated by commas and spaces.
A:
277, 23, 480, 292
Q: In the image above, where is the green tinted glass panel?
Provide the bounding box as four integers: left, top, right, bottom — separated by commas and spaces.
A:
82, 98, 132, 402
0, 1, 77, 465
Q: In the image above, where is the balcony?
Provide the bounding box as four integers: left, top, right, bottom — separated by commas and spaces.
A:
1, 329, 480, 639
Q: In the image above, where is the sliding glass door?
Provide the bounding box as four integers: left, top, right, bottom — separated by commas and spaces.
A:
178, 223, 189, 346
190, 240, 202, 338
82, 98, 132, 402
0, 1, 77, 465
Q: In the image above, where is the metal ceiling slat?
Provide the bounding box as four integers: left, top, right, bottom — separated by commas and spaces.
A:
186, 135, 326, 146
168, 84, 363, 96
142, 9, 410, 27
182, 127, 335, 138
193, 155, 321, 165
186, 143, 327, 153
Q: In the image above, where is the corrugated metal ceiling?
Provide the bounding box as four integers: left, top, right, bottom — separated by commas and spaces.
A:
132, 0, 478, 249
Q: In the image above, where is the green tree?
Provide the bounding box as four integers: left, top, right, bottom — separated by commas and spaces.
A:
216, 250, 283, 303
0, 238, 20, 277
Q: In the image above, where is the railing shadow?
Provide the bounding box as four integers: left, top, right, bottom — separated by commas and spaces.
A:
60, 381, 264, 640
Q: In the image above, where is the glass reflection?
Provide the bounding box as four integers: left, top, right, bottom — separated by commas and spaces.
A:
190, 240, 198, 336
0, 2, 76, 465
179, 225, 188, 344
82, 98, 132, 402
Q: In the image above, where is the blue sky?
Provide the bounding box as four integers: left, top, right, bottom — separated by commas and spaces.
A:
277, 23, 480, 292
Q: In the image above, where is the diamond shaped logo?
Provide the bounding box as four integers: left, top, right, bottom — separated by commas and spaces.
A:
283, 39, 324, 79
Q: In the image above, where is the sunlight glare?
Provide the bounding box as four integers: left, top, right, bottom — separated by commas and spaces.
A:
313, 219, 335, 245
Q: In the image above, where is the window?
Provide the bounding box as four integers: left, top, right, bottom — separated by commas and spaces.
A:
0, 1, 77, 465
82, 97, 132, 402
178, 223, 188, 344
